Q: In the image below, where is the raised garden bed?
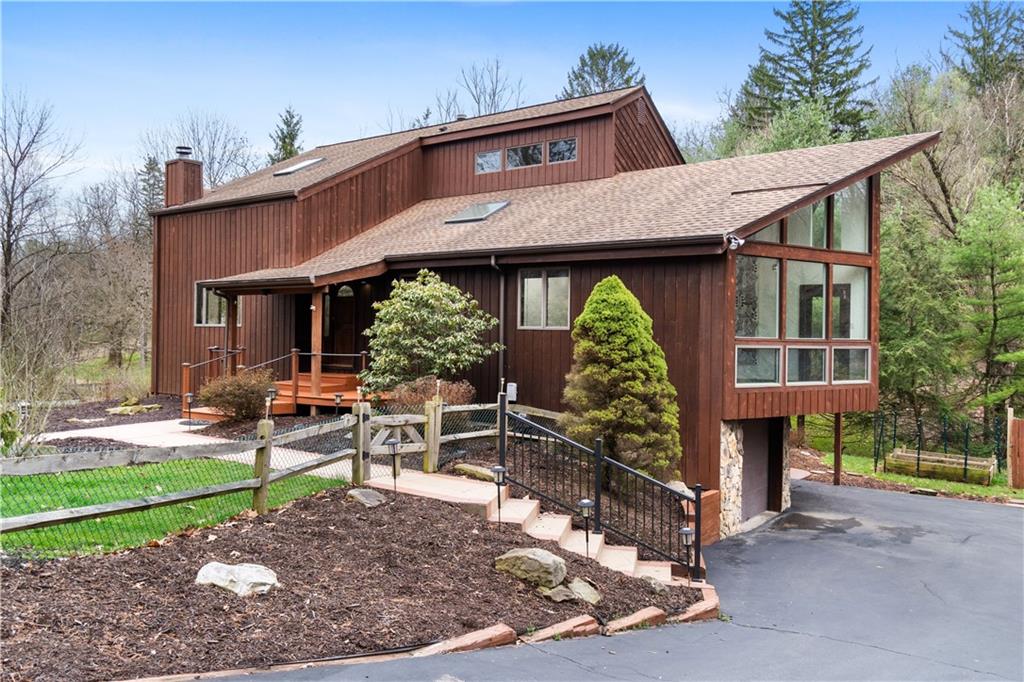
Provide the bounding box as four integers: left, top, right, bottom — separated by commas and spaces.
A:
0, 488, 701, 682
884, 447, 995, 485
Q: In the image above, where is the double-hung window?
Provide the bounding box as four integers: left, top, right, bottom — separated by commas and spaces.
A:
519, 269, 570, 329
195, 285, 241, 327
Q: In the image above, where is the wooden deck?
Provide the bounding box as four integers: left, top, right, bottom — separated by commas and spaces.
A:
180, 372, 365, 420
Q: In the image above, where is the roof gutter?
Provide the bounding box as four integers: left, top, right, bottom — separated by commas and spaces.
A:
150, 190, 299, 217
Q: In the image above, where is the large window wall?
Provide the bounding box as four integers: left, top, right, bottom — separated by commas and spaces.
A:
733, 179, 873, 388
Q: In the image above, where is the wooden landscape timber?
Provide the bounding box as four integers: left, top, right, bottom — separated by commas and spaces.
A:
884, 447, 995, 485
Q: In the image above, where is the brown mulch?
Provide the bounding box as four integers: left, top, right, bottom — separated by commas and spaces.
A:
0, 489, 701, 682
789, 448, 1010, 504
198, 415, 335, 440
40, 437, 134, 451
42, 395, 182, 433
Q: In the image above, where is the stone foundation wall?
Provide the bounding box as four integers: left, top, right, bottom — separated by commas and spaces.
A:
719, 421, 744, 538
781, 418, 792, 512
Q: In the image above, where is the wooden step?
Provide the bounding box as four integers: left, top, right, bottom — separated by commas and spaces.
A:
525, 513, 572, 544
560, 529, 605, 560
597, 544, 638, 575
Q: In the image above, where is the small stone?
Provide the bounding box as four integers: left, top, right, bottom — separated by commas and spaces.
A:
106, 404, 161, 416
641, 575, 669, 595
910, 487, 938, 496
568, 577, 602, 605
67, 417, 106, 425
453, 463, 496, 482
195, 562, 279, 597
120, 396, 141, 407
495, 548, 567, 588
347, 488, 387, 508
538, 585, 577, 602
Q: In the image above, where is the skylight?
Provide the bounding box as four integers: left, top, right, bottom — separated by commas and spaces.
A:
444, 200, 510, 224
273, 157, 325, 176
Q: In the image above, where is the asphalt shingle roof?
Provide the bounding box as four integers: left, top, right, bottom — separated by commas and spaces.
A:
206, 131, 939, 289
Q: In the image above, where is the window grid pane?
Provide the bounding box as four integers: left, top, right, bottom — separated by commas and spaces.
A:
736, 347, 781, 385
786, 347, 826, 384
506, 144, 543, 169
786, 260, 826, 339
735, 256, 779, 338
474, 150, 501, 174
833, 348, 870, 382
548, 138, 577, 163
832, 264, 869, 340
787, 202, 827, 248
834, 180, 869, 253
520, 272, 544, 327
545, 270, 570, 328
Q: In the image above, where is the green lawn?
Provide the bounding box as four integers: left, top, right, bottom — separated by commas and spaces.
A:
800, 414, 1017, 499
1, 457, 345, 558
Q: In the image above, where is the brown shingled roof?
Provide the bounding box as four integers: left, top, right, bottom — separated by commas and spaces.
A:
164, 87, 644, 211
204, 131, 939, 291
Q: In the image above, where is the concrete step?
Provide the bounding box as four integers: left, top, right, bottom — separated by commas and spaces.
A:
560, 529, 605, 560
525, 513, 572, 544
597, 544, 638, 575
366, 470, 499, 515
633, 560, 674, 583
488, 497, 540, 529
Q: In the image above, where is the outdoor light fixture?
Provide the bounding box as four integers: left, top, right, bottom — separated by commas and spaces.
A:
578, 498, 595, 558
264, 387, 277, 420
185, 392, 194, 430
491, 465, 507, 526
680, 526, 695, 586
726, 234, 746, 250
385, 437, 401, 493
334, 392, 342, 415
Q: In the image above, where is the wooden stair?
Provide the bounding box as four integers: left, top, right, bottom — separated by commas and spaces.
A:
366, 469, 694, 585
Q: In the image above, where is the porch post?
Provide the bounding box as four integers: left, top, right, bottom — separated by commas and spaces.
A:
310, 286, 327, 403
833, 412, 843, 486
225, 294, 239, 376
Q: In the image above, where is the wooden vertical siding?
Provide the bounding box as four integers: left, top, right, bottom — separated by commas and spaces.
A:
614, 98, 682, 172
153, 199, 297, 395
293, 147, 424, 263
422, 118, 616, 198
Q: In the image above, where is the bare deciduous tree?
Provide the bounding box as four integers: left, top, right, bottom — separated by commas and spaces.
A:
141, 110, 257, 189
458, 58, 524, 116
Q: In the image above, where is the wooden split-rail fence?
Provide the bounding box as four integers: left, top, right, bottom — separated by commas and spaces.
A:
0, 400, 501, 537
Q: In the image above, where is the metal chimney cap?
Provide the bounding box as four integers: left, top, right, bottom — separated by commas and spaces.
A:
455, 113, 468, 121
175, 145, 193, 158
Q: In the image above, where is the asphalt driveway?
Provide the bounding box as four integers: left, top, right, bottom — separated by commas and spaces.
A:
227, 481, 1023, 681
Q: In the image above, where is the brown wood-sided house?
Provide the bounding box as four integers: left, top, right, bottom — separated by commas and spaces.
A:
150, 86, 939, 539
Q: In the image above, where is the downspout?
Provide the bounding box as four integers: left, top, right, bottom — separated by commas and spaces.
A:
491, 255, 505, 392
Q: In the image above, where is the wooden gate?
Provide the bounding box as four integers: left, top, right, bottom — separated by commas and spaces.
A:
1008, 408, 1024, 490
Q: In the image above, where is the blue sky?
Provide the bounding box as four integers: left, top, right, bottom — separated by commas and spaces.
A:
3, 2, 967, 189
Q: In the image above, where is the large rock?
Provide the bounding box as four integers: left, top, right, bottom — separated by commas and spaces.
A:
666, 480, 693, 499
494, 548, 566, 588
641, 575, 669, 596
453, 463, 496, 482
568, 577, 602, 605
347, 488, 386, 508
196, 562, 279, 597
537, 585, 577, 602
106, 404, 161, 416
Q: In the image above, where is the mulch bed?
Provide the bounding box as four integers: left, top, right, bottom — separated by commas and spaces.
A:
789, 448, 1010, 504
42, 395, 182, 433
1, 489, 701, 682
198, 415, 335, 441
41, 437, 134, 452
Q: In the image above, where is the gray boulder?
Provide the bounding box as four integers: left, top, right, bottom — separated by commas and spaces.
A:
453, 463, 496, 482
537, 585, 577, 602
347, 488, 387, 508
196, 562, 279, 597
641, 575, 669, 595
568, 577, 602, 604
666, 480, 694, 499
494, 548, 566, 588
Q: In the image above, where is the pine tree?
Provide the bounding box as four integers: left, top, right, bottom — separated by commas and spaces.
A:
560, 43, 645, 99
737, 1, 876, 136
267, 106, 303, 165
945, 1, 1024, 93
561, 276, 681, 479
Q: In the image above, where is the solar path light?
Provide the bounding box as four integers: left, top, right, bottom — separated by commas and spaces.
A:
491, 465, 507, 526
680, 526, 695, 586
578, 498, 595, 558
385, 437, 401, 493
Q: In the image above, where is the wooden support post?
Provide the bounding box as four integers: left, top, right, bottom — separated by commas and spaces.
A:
225, 297, 239, 376
833, 412, 843, 486
253, 419, 273, 514
310, 287, 326, 400
181, 363, 191, 413
423, 397, 443, 473
352, 402, 370, 485
290, 347, 300, 411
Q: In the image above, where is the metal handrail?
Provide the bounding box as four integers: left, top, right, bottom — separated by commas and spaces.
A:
242, 352, 294, 371
507, 411, 594, 454
603, 455, 696, 502
188, 347, 244, 369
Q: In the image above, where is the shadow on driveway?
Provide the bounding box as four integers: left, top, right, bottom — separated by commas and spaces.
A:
226, 480, 1024, 681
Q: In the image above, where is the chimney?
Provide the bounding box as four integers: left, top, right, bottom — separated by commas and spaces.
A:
455, 113, 468, 121
164, 146, 203, 207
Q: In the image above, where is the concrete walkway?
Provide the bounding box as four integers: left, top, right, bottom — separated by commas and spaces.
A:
225, 479, 1024, 681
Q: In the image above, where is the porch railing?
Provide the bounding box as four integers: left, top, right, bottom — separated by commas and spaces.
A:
497, 393, 702, 578
180, 347, 245, 413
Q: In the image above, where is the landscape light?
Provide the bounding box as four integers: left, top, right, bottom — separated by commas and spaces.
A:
680, 526, 695, 586
386, 438, 401, 493
578, 498, 595, 558
491, 465, 507, 526
334, 392, 342, 415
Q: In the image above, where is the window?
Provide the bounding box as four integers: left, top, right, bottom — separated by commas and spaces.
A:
474, 150, 502, 174
834, 180, 869, 253
787, 347, 827, 384
548, 138, 577, 164
194, 285, 241, 327
786, 260, 826, 339
272, 157, 324, 176
832, 265, 869, 340
735, 256, 779, 338
736, 346, 781, 386
506, 143, 543, 169
787, 201, 827, 248
748, 221, 781, 243
519, 269, 570, 329
833, 347, 870, 383
445, 200, 510, 224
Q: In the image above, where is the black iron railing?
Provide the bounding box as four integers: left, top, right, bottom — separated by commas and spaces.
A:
498, 393, 702, 578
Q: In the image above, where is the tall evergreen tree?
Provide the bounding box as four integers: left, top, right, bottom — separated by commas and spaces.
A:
945, 1, 1024, 93
561, 276, 681, 479
737, 1, 876, 136
560, 43, 645, 99
267, 106, 303, 165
